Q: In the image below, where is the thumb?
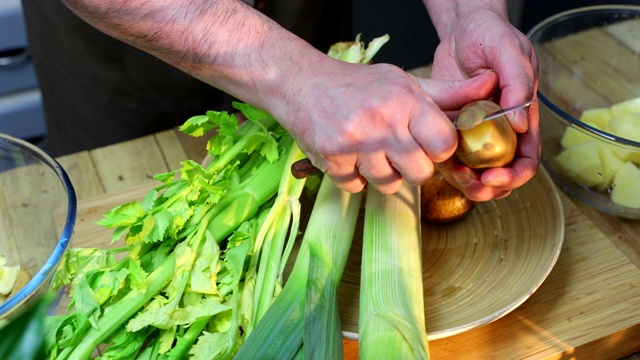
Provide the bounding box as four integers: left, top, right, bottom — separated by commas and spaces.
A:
412, 71, 499, 110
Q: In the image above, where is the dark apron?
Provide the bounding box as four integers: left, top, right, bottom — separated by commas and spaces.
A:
20, 0, 350, 156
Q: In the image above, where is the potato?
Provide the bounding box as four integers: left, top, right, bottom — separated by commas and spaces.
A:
611, 161, 640, 208
609, 112, 640, 142
420, 171, 476, 224
0, 265, 20, 295
553, 141, 605, 188
560, 126, 595, 148
554, 96, 640, 208
597, 143, 625, 190
611, 96, 640, 118
454, 100, 517, 169
561, 108, 611, 148
9, 268, 31, 298
580, 107, 613, 129
613, 161, 640, 187
607, 113, 640, 163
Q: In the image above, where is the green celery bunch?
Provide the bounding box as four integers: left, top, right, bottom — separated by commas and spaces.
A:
45, 102, 308, 360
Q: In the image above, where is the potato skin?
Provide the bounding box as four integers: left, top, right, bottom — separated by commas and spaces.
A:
420, 172, 476, 224
455, 100, 517, 169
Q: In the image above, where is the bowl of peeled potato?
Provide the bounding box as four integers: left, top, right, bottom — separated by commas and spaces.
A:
0, 133, 76, 320
528, 5, 640, 219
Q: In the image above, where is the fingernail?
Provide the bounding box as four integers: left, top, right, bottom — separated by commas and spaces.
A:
482, 178, 503, 188
512, 109, 529, 132
453, 172, 473, 187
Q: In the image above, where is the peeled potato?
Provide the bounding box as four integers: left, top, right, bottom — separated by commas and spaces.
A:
421, 172, 476, 224
455, 100, 517, 169
8, 268, 31, 298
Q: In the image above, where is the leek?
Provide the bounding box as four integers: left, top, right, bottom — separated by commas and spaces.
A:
235, 174, 361, 359
359, 182, 430, 359
235, 33, 390, 360
303, 177, 361, 359
250, 144, 307, 328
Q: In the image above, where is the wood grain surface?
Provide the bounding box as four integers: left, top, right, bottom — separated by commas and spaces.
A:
337, 169, 565, 341
55, 127, 640, 359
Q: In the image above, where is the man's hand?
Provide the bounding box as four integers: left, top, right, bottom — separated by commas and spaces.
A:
270, 58, 499, 194
425, 0, 540, 201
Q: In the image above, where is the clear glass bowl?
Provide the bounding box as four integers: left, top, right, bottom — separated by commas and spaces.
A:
0, 134, 76, 319
528, 5, 640, 219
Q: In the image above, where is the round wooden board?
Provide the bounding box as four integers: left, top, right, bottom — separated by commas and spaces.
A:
337, 167, 565, 340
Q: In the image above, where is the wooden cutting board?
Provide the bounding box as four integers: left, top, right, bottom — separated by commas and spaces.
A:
70, 171, 640, 359
337, 169, 566, 341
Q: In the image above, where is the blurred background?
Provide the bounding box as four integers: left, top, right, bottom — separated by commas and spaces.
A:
350, 0, 640, 72
0, 0, 637, 154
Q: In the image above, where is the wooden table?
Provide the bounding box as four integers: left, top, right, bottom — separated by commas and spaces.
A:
57, 126, 640, 359
55, 17, 640, 359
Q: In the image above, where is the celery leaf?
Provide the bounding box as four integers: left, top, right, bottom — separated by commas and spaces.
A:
97, 202, 145, 228
179, 111, 238, 138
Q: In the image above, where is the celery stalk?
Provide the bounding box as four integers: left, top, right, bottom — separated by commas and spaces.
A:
46, 103, 305, 360
62, 252, 176, 360
251, 143, 307, 327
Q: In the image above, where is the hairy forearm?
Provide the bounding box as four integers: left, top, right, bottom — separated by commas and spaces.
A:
59, 0, 326, 111
422, 0, 508, 39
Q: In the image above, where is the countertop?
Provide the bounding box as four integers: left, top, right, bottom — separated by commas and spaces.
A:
56, 125, 640, 359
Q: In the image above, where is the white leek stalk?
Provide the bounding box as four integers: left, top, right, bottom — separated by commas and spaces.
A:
234, 176, 361, 359
359, 183, 430, 359
303, 177, 362, 359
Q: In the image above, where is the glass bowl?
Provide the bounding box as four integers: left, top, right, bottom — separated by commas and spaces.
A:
528, 5, 640, 219
0, 133, 76, 319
